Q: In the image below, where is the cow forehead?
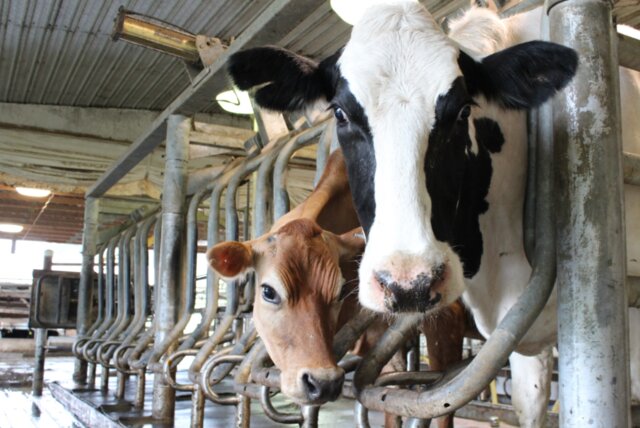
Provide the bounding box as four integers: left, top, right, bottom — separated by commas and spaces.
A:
338, 2, 461, 127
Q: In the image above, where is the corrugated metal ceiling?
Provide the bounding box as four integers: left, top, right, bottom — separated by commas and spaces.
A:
0, 0, 275, 111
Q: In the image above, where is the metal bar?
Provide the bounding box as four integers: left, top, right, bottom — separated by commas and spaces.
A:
618, 32, 640, 72
146, 188, 211, 366
273, 122, 328, 220
86, 0, 325, 198
624, 151, 640, 186
32, 328, 46, 396
73, 196, 99, 384
151, 114, 190, 421
549, 1, 630, 426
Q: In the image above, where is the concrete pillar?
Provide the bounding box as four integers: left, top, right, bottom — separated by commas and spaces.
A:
151, 114, 190, 421
550, 1, 631, 426
73, 197, 99, 384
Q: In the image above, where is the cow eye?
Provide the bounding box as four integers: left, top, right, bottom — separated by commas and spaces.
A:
333, 106, 349, 124
261, 284, 281, 304
457, 105, 471, 122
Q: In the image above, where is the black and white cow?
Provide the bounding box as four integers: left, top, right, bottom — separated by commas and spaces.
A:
228, 3, 640, 426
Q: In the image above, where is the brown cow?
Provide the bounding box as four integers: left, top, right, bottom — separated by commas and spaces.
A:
208, 150, 470, 426
208, 150, 361, 404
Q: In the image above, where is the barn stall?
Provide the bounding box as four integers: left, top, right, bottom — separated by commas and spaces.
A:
0, 0, 639, 427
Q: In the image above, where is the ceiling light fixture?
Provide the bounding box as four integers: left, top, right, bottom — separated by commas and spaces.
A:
216, 89, 254, 115
15, 187, 52, 198
0, 223, 24, 234
330, 0, 418, 26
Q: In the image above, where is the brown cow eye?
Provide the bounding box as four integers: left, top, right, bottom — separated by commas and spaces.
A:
261, 284, 281, 304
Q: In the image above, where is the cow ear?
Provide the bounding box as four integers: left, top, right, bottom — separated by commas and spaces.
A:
228, 46, 339, 112
458, 41, 578, 110
336, 227, 366, 261
207, 241, 254, 279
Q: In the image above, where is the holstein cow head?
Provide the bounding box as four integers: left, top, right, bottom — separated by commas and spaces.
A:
228, 2, 577, 314
207, 218, 364, 404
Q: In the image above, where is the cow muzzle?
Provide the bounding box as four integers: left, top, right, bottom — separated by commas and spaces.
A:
371, 263, 446, 313
297, 367, 344, 404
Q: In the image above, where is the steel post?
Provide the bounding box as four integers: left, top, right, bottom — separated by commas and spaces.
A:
73, 197, 99, 384
33, 250, 53, 396
550, 1, 630, 426
151, 114, 190, 421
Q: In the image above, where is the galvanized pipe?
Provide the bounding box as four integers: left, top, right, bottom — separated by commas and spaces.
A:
352, 51, 559, 415
524, 109, 538, 264
314, 120, 334, 187
72, 244, 106, 358
151, 114, 190, 421
273, 122, 328, 220
96, 226, 137, 360
127, 219, 163, 370
549, 1, 630, 426
73, 196, 99, 384
114, 216, 157, 371
81, 237, 119, 361
174, 166, 230, 353
146, 189, 212, 366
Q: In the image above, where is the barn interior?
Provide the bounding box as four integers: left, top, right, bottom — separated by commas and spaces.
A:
1, 0, 639, 427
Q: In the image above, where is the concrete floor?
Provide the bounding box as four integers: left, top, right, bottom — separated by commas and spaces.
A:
0, 351, 515, 428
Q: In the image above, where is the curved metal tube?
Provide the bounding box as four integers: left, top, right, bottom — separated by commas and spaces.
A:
260, 386, 303, 424
353, 91, 558, 418
200, 354, 246, 405
96, 226, 138, 365
81, 237, 119, 361
313, 120, 334, 187
273, 121, 329, 220
126, 217, 163, 369
146, 187, 216, 366
163, 349, 199, 391
73, 244, 107, 357
201, 327, 258, 394
90, 225, 137, 366
114, 216, 157, 370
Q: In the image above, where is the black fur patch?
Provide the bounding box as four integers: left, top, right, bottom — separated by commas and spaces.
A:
426, 77, 505, 278
458, 41, 578, 109
227, 47, 340, 112
332, 79, 377, 236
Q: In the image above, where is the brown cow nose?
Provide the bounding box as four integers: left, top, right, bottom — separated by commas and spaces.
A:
373, 264, 445, 312
300, 371, 344, 403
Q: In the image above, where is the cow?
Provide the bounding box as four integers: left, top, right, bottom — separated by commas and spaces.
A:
226, 2, 640, 427
208, 150, 472, 427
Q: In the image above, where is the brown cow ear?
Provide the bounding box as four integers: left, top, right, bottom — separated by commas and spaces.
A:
336, 227, 366, 261
207, 241, 254, 279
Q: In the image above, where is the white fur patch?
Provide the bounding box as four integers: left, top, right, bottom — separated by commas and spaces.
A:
339, 2, 465, 309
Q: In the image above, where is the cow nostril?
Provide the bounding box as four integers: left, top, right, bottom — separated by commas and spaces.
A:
373, 270, 393, 290
301, 373, 320, 399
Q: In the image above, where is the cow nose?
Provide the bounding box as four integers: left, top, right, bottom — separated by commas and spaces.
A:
300, 371, 344, 403
373, 264, 445, 312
